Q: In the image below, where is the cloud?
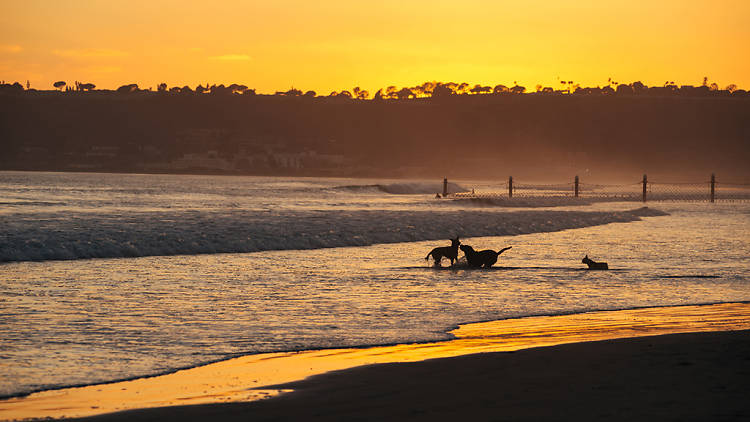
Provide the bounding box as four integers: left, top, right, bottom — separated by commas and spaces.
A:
209, 54, 251, 61
53, 48, 129, 59
0, 45, 23, 53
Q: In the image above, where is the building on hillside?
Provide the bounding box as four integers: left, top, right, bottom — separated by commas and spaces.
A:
170, 151, 232, 171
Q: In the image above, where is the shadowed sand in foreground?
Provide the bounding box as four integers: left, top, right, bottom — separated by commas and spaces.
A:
75, 329, 750, 422
2, 303, 749, 421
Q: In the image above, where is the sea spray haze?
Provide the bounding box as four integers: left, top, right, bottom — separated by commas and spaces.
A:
1, 172, 748, 398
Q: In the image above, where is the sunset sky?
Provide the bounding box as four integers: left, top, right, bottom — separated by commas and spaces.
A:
1, 0, 748, 94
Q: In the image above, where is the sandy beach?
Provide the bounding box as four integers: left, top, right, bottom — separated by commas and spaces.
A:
2, 303, 749, 421
72, 328, 750, 422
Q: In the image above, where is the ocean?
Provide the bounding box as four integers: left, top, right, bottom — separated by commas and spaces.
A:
1, 171, 748, 398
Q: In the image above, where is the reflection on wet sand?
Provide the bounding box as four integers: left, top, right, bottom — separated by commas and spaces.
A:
2, 302, 749, 421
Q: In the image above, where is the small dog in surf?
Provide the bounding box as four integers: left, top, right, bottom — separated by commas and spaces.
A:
582, 255, 608, 270
425, 237, 460, 267
460, 245, 512, 268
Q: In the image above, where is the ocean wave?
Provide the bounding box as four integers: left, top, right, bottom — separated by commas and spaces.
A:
0, 207, 667, 263
333, 181, 466, 195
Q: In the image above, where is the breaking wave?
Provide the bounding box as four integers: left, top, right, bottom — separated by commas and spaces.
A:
333, 181, 466, 195
0, 207, 667, 263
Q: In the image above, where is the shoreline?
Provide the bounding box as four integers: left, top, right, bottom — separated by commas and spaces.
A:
75, 329, 750, 422
1, 302, 749, 421
0, 300, 735, 402
90, 329, 750, 422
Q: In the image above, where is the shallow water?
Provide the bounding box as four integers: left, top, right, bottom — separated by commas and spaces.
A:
0, 172, 748, 397
0, 172, 661, 262
4, 303, 749, 421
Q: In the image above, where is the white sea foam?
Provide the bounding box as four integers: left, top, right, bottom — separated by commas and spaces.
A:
0, 207, 666, 262
445, 196, 596, 208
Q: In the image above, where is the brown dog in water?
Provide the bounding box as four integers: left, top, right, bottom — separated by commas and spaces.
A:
582, 255, 608, 270
425, 237, 460, 267
460, 245, 512, 268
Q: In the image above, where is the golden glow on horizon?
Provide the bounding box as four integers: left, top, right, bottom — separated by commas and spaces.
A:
1, 0, 749, 94
1, 303, 749, 420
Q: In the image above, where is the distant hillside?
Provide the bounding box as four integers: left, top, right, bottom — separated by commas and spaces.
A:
1, 89, 748, 180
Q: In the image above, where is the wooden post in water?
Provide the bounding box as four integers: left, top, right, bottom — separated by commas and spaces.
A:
574, 175, 579, 198
443, 177, 448, 197
642, 174, 648, 202
508, 176, 513, 198
710, 173, 715, 203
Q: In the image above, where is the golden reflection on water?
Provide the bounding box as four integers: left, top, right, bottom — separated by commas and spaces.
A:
1, 302, 749, 421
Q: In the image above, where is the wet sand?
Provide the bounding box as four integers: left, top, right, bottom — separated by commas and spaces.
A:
2, 303, 749, 421
76, 329, 750, 422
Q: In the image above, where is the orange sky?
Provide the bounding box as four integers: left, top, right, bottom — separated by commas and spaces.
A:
1, 0, 748, 94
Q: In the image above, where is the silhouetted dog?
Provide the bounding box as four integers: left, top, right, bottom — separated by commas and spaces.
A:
582, 255, 608, 270
425, 237, 460, 267
460, 245, 512, 268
